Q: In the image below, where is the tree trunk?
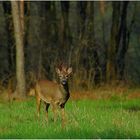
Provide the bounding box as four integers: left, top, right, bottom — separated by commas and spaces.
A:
77, 1, 87, 40
75, 1, 87, 74
59, 1, 71, 61
2, 2, 15, 75
11, 1, 26, 97
99, 1, 107, 82
19, 0, 24, 36
117, 1, 129, 80
27, 2, 46, 79
106, 2, 121, 82
86, 2, 100, 85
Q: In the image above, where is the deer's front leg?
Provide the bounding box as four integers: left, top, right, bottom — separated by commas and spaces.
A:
52, 104, 57, 122
60, 104, 65, 128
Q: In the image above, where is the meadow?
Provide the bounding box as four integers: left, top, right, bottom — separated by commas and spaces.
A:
0, 94, 140, 139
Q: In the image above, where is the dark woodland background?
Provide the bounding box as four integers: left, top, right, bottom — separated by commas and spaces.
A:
0, 1, 140, 94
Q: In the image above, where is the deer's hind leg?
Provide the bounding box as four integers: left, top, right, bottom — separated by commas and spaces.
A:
36, 96, 41, 119
35, 84, 41, 119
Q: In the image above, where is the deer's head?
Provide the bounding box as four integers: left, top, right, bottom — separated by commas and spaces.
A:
56, 66, 72, 85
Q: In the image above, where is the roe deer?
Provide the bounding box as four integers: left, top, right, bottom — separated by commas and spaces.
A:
35, 65, 72, 127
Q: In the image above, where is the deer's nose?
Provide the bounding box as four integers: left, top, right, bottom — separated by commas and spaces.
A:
61, 79, 67, 85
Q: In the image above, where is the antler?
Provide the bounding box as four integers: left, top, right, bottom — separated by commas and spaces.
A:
57, 62, 68, 72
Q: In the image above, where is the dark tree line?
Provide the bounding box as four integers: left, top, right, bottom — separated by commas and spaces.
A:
0, 1, 139, 95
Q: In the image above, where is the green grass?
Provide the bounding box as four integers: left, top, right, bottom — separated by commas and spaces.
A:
0, 98, 140, 138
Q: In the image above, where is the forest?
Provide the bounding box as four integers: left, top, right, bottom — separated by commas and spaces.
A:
0, 1, 140, 94
0, 1, 140, 139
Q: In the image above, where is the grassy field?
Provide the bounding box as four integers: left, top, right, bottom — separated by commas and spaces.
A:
0, 97, 140, 139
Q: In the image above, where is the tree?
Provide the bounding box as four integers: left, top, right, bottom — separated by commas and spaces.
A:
1, 2, 17, 94
74, 1, 87, 73
86, 1, 100, 85
19, 0, 24, 37
117, 1, 129, 80
59, 1, 71, 61
77, 1, 87, 40
99, 1, 107, 82
106, 2, 121, 82
11, 1, 26, 97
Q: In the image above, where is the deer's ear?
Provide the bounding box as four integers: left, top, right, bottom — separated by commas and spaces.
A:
56, 68, 61, 75
67, 67, 72, 75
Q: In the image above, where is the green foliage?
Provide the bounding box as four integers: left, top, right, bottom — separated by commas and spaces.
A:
0, 98, 140, 138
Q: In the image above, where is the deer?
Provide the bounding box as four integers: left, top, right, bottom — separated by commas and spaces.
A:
34, 65, 72, 127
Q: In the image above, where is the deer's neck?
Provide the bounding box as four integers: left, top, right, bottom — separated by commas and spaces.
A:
60, 82, 70, 97
63, 83, 69, 93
